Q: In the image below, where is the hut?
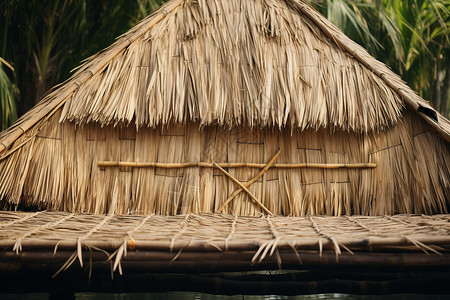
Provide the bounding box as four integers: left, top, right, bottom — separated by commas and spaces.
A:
0, 0, 448, 217
0, 0, 450, 295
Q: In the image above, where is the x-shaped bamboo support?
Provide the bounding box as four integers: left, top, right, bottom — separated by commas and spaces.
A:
215, 149, 280, 216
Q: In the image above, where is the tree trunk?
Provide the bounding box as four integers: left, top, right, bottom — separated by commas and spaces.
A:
432, 59, 441, 109
440, 63, 450, 118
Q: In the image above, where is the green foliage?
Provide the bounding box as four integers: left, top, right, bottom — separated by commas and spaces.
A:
0, 58, 17, 130
311, 0, 383, 54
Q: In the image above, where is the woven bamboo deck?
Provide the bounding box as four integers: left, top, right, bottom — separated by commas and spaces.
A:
1, 211, 450, 264
1, 211, 450, 294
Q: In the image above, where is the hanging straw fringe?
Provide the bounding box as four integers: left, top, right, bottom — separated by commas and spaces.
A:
252, 216, 282, 264
13, 213, 74, 254
107, 214, 153, 273
57, 214, 114, 274
309, 216, 342, 257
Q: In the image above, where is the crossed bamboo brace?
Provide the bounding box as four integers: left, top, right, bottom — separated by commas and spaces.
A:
213, 150, 280, 216
98, 151, 377, 216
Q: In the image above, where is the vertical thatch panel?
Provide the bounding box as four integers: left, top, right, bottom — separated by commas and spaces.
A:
411, 123, 450, 213
344, 133, 367, 214
112, 126, 136, 214
59, 121, 74, 212
97, 125, 120, 214
387, 119, 413, 214
231, 128, 263, 215
323, 131, 350, 215
199, 126, 214, 213
22, 112, 63, 209
132, 127, 160, 214
156, 125, 185, 214
225, 129, 237, 214
276, 131, 293, 216
370, 129, 394, 214
297, 130, 325, 215
0, 133, 36, 206
90, 124, 107, 214
259, 129, 282, 215
72, 124, 91, 212
180, 123, 201, 213
211, 126, 229, 212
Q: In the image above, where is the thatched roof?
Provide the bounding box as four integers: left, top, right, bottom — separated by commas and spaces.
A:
0, 0, 449, 155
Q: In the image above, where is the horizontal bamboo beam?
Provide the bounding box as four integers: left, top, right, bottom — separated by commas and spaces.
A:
1, 250, 450, 269
98, 161, 377, 169
2, 235, 448, 253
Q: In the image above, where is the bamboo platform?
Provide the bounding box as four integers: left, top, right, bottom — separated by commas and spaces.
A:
1, 211, 450, 294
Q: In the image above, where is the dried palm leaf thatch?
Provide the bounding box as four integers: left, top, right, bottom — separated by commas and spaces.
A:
0, 0, 449, 216
0, 108, 448, 216
61, 0, 407, 131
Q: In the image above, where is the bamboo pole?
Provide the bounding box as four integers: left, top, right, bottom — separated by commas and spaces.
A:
217, 149, 280, 213
1, 235, 449, 253
1, 250, 450, 268
213, 163, 274, 216
98, 161, 377, 169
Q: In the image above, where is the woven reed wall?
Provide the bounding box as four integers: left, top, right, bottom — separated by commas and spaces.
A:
1, 108, 448, 216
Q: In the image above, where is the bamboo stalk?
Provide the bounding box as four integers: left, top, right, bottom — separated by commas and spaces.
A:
98, 161, 377, 169
213, 163, 274, 216
1, 235, 449, 252
217, 149, 281, 213
2, 249, 450, 268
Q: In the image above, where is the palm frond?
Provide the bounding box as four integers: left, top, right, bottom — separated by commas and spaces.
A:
0, 58, 17, 130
